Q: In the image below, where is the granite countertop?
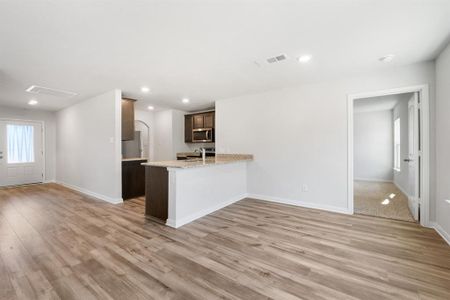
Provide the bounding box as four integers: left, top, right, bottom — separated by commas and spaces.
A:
142, 154, 253, 169
122, 157, 148, 162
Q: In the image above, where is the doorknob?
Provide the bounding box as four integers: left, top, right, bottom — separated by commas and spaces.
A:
404, 158, 413, 162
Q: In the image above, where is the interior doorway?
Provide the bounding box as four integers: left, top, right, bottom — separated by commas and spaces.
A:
348, 85, 430, 226
0, 120, 44, 187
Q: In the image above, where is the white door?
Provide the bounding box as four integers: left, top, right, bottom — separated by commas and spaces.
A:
0, 120, 44, 187
407, 93, 420, 221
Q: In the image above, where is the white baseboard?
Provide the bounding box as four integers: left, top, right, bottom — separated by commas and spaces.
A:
393, 182, 411, 198
166, 193, 247, 228
43, 179, 56, 184
392, 182, 419, 221
56, 181, 123, 204
247, 193, 352, 215
430, 222, 450, 246
354, 178, 393, 183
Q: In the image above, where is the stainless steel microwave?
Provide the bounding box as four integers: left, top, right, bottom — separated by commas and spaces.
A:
192, 128, 214, 142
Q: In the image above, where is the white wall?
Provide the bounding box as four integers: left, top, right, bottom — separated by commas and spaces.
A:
0, 106, 56, 182
216, 61, 435, 216
354, 110, 393, 182
172, 109, 191, 156
435, 42, 450, 242
153, 109, 190, 161
392, 94, 413, 195
153, 110, 174, 161
56, 90, 122, 203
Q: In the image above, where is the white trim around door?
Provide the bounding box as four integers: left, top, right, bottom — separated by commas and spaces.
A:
0, 118, 46, 187
347, 85, 430, 227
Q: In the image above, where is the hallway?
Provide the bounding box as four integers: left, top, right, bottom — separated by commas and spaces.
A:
354, 180, 415, 222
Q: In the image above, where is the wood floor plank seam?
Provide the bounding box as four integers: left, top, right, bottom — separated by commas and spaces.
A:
1, 183, 449, 300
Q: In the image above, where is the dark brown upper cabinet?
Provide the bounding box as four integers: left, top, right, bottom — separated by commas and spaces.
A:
193, 114, 204, 129
185, 115, 193, 143
122, 98, 136, 141
184, 111, 215, 143
193, 112, 214, 129
204, 112, 214, 128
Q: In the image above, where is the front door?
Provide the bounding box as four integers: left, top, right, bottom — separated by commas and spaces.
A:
0, 120, 44, 187
407, 93, 420, 221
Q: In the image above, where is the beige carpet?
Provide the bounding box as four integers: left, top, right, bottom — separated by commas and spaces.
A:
354, 181, 415, 222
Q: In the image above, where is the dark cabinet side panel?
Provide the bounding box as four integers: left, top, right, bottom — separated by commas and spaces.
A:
145, 166, 168, 222
185, 115, 193, 142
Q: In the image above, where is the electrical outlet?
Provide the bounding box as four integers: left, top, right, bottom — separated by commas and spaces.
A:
302, 184, 309, 192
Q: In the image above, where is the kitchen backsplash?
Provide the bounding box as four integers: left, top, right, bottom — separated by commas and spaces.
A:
185, 142, 215, 152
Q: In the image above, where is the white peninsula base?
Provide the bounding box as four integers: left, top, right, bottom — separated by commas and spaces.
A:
166, 161, 248, 228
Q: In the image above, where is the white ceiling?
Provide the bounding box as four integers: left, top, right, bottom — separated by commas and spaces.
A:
0, 0, 449, 112
354, 93, 413, 113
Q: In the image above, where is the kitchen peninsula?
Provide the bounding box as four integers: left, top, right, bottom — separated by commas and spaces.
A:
142, 154, 253, 228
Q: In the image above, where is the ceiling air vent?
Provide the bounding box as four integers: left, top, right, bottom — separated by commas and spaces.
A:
26, 85, 77, 98
266, 54, 288, 64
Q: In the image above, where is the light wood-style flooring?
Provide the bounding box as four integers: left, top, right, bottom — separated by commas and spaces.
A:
1, 183, 450, 299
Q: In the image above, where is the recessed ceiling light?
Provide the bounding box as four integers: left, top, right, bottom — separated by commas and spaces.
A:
28, 99, 38, 105
298, 55, 312, 63
182, 98, 190, 104
381, 199, 390, 205
147, 105, 154, 110
379, 54, 395, 62
141, 86, 150, 93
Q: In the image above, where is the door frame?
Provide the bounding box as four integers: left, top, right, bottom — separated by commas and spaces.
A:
0, 118, 46, 185
347, 85, 430, 227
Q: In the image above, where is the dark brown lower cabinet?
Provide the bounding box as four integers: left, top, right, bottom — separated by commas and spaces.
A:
145, 166, 168, 223
122, 159, 146, 200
